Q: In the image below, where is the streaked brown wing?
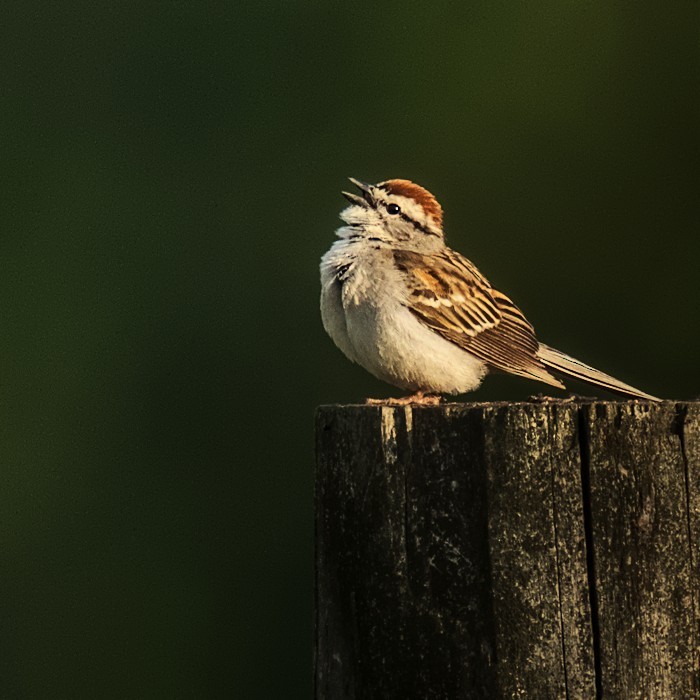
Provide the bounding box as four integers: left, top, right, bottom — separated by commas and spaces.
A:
394, 249, 501, 336
394, 249, 563, 386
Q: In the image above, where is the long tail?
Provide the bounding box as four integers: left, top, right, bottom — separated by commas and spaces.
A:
537, 344, 660, 401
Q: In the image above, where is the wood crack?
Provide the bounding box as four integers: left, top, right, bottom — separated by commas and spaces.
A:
549, 410, 571, 700
578, 406, 603, 700
673, 402, 699, 698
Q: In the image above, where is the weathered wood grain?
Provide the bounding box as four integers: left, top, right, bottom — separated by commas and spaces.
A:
316, 406, 499, 699
584, 403, 697, 699
480, 404, 595, 699
315, 401, 700, 700
682, 403, 700, 696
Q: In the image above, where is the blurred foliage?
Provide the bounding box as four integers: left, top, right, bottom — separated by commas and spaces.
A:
0, 0, 697, 697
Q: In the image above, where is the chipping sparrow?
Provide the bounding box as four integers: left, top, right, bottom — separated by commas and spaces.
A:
320, 178, 659, 403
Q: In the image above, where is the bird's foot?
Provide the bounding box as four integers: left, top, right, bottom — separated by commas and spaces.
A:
527, 393, 588, 404
527, 393, 563, 403
365, 391, 443, 406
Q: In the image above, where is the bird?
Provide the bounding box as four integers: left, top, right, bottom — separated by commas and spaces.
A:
320, 177, 660, 404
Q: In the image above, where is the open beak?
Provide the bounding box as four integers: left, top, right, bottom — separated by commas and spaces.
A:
341, 177, 374, 207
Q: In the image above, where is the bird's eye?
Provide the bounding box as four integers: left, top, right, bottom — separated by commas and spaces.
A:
386, 203, 401, 215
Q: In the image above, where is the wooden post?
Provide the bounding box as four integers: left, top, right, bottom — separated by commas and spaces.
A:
314, 401, 700, 700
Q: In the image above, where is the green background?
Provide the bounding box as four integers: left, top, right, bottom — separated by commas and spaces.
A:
2, 1, 698, 697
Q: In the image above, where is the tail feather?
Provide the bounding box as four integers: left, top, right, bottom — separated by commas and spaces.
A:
537, 344, 660, 401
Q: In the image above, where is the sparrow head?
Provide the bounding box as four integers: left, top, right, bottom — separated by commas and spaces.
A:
339, 178, 444, 248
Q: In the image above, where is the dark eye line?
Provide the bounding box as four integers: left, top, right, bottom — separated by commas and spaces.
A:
381, 197, 439, 236
399, 210, 439, 237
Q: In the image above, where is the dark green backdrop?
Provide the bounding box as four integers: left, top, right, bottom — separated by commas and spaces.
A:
2, 1, 698, 697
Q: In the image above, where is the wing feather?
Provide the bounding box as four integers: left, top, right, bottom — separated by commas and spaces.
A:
393, 249, 564, 388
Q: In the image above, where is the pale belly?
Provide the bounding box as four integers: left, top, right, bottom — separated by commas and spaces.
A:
321, 276, 486, 395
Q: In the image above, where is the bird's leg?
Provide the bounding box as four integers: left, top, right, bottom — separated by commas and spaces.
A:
365, 391, 443, 406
